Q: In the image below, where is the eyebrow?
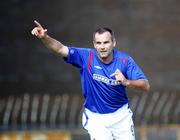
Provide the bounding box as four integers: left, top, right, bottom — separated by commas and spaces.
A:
95, 40, 110, 44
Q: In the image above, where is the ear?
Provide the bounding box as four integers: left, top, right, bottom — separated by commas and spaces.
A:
113, 39, 116, 47
93, 41, 97, 49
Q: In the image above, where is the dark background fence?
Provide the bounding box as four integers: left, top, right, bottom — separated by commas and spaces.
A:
0, 91, 179, 131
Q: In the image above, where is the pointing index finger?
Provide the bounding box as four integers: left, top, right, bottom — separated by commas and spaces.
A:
34, 20, 42, 28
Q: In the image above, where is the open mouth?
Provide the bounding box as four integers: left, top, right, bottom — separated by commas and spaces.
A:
100, 51, 106, 55
100, 50, 107, 53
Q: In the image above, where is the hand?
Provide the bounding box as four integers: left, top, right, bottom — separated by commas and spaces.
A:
111, 69, 128, 86
31, 20, 47, 39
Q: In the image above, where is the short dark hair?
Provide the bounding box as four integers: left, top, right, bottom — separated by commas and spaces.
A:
93, 27, 115, 41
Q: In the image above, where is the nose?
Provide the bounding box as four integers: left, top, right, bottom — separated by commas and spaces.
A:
100, 43, 105, 49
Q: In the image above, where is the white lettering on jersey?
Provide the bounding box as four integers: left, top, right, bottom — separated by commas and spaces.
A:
93, 74, 121, 85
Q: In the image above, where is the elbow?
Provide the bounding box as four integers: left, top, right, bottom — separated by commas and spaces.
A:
144, 81, 150, 92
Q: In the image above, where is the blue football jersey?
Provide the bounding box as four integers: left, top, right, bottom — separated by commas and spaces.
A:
64, 46, 147, 114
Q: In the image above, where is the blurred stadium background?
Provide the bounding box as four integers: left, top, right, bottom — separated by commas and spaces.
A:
1, 0, 180, 139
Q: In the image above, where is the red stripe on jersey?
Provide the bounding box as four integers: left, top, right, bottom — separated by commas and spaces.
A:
117, 58, 128, 64
88, 51, 93, 73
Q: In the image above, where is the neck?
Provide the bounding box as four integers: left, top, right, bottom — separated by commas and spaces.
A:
99, 52, 113, 64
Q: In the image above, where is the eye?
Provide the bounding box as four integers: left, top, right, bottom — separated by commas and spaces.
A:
96, 41, 101, 45
104, 41, 110, 44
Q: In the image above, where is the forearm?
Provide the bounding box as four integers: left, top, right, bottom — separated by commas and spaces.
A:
123, 79, 150, 92
41, 35, 68, 57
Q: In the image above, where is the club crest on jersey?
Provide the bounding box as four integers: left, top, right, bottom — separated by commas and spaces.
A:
70, 49, 74, 54
93, 74, 121, 85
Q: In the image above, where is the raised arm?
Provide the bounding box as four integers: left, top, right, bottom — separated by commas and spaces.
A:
31, 20, 68, 57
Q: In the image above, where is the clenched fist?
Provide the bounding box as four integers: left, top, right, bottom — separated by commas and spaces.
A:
111, 69, 129, 86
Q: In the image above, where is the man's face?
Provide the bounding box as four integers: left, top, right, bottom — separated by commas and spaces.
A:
93, 31, 116, 60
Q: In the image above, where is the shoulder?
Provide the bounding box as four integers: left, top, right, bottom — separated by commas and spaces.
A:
67, 46, 96, 58
114, 49, 132, 61
68, 46, 94, 52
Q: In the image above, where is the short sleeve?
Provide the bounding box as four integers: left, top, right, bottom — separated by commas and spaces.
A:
64, 46, 91, 68
126, 57, 147, 80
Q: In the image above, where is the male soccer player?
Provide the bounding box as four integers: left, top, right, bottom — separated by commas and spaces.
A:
31, 20, 150, 140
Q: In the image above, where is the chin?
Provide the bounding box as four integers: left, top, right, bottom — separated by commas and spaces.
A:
100, 55, 107, 59
99, 53, 107, 58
